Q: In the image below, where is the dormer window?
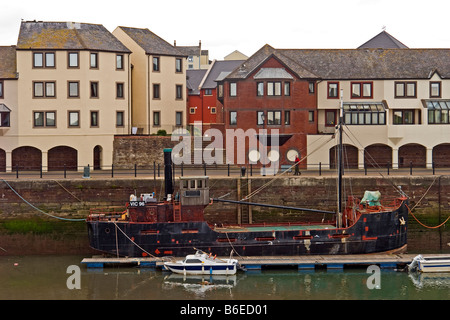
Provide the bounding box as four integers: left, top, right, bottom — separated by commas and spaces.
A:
0, 104, 11, 127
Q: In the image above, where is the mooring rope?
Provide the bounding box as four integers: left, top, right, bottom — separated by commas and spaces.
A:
1, 179, 85, 222
113, 221, 157, 258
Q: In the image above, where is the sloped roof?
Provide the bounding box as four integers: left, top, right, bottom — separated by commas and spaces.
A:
227, 44, 319, 80
202, 60, 244, 89
227, 44, 450, 81
280, 48, 450, 79
358, 31, 408, 49
187, 69, 207, 95
254, 68, 294, 80
0, 46, 17, 79
118, 26, 185, 57
17, 21, 131, 53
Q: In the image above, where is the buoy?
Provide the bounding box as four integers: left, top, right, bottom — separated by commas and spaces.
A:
14, 263, 18, 266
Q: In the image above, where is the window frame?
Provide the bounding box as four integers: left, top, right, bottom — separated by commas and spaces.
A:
395, 81, 417, 98
229, 82, 237, 97
33, 111, 56, 128
68, 110, 80, 128
430, 81, 441, 98
327, 82, 339, 99
90, 110, 99, 128
351, 82, 373, 99
116, 111, 125, 128
175, 58, 183, 73
33, 81, 56, 98
68, 81, 80, 98
90, 81, 99, 99
90, 52, 99, 69
267, 110, 281, 125
153, 84, 161, 99
153, 56, 160, 72
229, 111, 237, 125
175, 111, 183, 127
153, 111, 161, 126
0, 80, 3, 99
116, 54, 124, 70
116, 82, 125, 99
68, 52, 79, 68
176, 84, 183, 100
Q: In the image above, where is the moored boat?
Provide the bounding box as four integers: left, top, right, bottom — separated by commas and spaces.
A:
163, 250, 239, 275
408, 255, 450, 273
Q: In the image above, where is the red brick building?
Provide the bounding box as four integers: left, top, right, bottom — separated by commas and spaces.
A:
219, 45, 319, 169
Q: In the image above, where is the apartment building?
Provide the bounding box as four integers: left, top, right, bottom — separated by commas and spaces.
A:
0, 21, 131, 172
113, 27, 187, 135
221, 33, 450, 170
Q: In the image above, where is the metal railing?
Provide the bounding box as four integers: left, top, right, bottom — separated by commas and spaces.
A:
1, 162, 449, 180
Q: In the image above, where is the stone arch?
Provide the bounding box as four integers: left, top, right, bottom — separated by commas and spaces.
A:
329, 144, 359, 169
433, 143, 450, 168
48, 146, 78, 171
0, 149, 5, 172
12, 146, 42, 171
364, 144, 392, 168
398, 143, 426, 168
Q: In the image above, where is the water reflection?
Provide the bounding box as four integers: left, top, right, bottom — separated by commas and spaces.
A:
1, 256, 450, 300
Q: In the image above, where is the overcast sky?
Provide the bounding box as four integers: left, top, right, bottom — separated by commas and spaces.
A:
1, 0, 449, 60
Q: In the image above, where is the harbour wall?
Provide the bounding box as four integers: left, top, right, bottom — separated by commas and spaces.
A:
0, 175, 449, 255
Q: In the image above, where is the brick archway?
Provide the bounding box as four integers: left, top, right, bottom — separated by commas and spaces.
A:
12, 146, 42, 171
0, 149, 5, 172
48, 146, 78, 171
364, 144, 392, 168
329, 144, 359, 169
398, 144, 426, 168
433, 144, 450, 168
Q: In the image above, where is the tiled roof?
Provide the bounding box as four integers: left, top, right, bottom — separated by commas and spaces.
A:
118, 26, 186, 57
358, 31, 408, 49
187, 69, 207, 95
0, 46, 17, 79
227, 44, 450, 81
17, 21, 131, 53
202, 60, 244, 89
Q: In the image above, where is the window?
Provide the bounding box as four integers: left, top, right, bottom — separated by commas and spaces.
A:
393, 110, 414, 125
284, 110, 290, 125
284, 82, 291, 96
0, 81, 3, 98
267, 111, 281, 125
175, 58, 182, 73
190, 107, 196, 114
343, 103, 386, 125
230, 83, 237, 97
328, 82, 339, 98
153, 84, 160, 99
230, 111, 237, 125
430, 82, 441, 98
427, 101, 450, 124
218, 84, 224, 98
68, 81, 79, 98
176, 111, 183, 126
33, 53, 43, 68
33, 82, 55, 98
351, 82, 372, 98
68, 111, 80, 127
267, 82, 281, 96
90, 82, 99, 98
257, 111, 264, 125
90, 111, 99, 127
45, 53, 55, 68
308, 111, 315, 122
116, 55, 124, 70
33, 52, 55, 68
309, 82, 315, 94
116, 83, 124, 98
90, 53, 98, 69
116, 111, 124, 127
325, 110, 337, 126
0, 104, 11, 127
34, 111, 56, 127
153, 111, 160, 126
211, 107, 216, 114
395, 81, 416, 98
176, 85, 183, 100
153, 57, 160, 72
257, 82, 264, 96
68, 52, 79, 68
204, 89, 212, 96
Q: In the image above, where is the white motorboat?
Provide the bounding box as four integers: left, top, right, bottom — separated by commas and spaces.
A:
163, 250, 239, 275
408, 255, 450, 273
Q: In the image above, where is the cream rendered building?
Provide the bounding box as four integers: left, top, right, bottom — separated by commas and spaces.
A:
0, 21, 131, 172
113, 27, 187, 135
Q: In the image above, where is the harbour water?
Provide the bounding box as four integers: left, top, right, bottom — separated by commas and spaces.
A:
1, 255, 450, 301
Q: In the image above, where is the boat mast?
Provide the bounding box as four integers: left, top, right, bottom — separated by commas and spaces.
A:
337, 89, 344, 228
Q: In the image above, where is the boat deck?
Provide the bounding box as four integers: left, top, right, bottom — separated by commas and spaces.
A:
213, 224, 335, 233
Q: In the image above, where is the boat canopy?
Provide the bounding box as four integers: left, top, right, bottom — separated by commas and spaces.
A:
360, 191, 381, 206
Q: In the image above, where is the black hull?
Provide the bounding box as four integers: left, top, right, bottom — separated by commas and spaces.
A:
87, 200, 408, 257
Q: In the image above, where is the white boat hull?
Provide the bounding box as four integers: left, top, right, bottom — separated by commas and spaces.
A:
409, 255, 450, 273
164, 263, 237, 275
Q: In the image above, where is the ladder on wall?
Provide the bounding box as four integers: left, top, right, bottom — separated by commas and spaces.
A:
173, 201, 182, 222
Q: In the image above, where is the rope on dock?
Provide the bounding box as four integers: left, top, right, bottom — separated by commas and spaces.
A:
0, 179, 85, 222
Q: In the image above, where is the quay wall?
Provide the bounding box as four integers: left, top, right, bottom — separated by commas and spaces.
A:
0, 176, 449, 255
0, 175, 448, 220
